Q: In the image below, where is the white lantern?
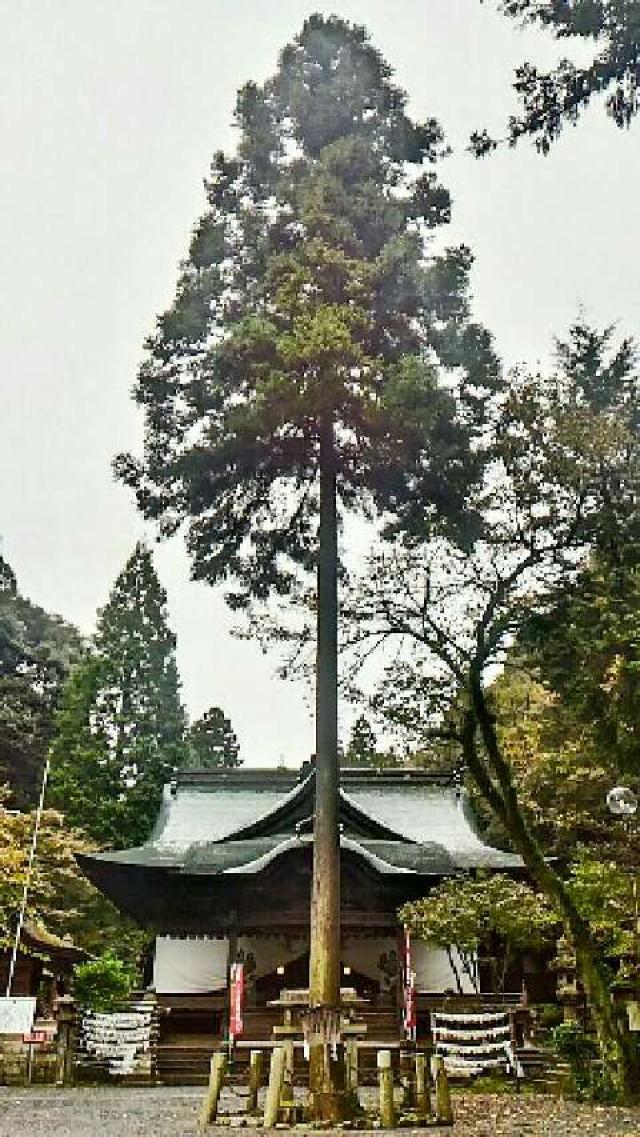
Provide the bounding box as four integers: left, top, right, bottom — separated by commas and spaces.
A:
606, 786, 638, 817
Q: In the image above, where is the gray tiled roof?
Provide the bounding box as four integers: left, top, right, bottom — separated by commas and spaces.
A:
85, 768, 521, 877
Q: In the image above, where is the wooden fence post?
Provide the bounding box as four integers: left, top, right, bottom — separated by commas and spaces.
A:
415, 1052, 432, 1119
399, 1048, 414, 1108
377, 1049, 396, 1128
55, 997, 76, 1087
263, 1046, 286, 1128
198, 1051, 227, 1128
345, 1039, 359, 1094
247, 1048, 263, 1115
431, 1055, 453, 1126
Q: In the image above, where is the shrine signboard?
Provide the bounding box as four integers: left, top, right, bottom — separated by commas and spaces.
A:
0, 997, 36, 1036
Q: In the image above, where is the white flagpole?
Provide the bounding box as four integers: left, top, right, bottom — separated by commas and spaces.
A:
5, 751, 52, 998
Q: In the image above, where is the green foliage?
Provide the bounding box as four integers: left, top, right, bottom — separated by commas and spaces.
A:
343, 714, 404, 767
187, 705, 241, 768
346, 714, 378, 765
473, 1, 640, 153
49, 543, 187, 848
350, 321, 640, 1098
567, 851, 638, 976
551, 1020, 616, 1102
0, 790, 145, 964
535, 1002, 563, 1030
115, 14, 499, 604
73, 952, 135, 1013
522, 552, 640, 780
483, 664, 639, 863
0, 559, 83, 808
400, 873, 557, 993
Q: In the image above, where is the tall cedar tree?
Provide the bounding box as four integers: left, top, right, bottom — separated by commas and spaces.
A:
345, 714, 378, 766
116, 16, 498, 1111
473, 1, 640, 154
188, 705, 241, 768
0, 557, 83, 808
115, 15, 499, 595
49, 544, 187, 848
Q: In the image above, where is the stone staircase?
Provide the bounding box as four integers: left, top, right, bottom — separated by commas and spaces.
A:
155, 1005, 403, 1085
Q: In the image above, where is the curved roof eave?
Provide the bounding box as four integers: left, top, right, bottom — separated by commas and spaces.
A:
224, 833, 417, 876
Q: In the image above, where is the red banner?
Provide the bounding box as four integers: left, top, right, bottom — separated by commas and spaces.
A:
229, 962, 245, 1040
402, 926, 416, 1041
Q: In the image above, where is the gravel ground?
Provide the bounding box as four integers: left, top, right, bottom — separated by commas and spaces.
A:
0, 1086, 639, 1136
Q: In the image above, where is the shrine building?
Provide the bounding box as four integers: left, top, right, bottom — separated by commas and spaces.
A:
79, 764, 524, 1036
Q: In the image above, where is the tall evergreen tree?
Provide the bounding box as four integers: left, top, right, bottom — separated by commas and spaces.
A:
49, 544, 187, 847
0, 557, 83, 808
115, 16, 498, 1113
345, 714, 378, 766
188, 705, 241, 768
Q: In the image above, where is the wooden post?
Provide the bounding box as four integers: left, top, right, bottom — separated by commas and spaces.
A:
431, 1055, 453, 1126
308, 419, 346, 1120
247, 1049, 263, 1115
263, 1046, 286, 1128
415, 1052, 431, 1119
198, 1051, 227, 1128
377, 1049, 396, 1128
55, 997, 75, 1087
399, 1048, 414, 1108
345, 1038, 359, 1093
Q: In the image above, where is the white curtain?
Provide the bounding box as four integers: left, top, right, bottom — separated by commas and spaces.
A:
152, 936, 228, 994
413, 942, 477, 993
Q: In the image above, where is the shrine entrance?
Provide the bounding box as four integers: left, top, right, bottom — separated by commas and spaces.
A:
255, 950, 383, 1006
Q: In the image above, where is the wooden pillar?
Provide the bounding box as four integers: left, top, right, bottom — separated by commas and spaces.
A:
415, 1052, 431, 1119
283, 1038, 294, 1097
308, 419, 347, 1119
247, 1049, 263, 1115
399, 1048, 414, 1108
198, 1051, 227, 1127
345, 1039, 359, 1093
263, 1046, 286, 1128
377, 1049, 396, 1128
54, 997, 75, 1087
431, 1055, 453, 1126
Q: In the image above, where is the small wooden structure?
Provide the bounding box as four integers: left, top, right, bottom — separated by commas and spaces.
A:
0, 922, 86, 1011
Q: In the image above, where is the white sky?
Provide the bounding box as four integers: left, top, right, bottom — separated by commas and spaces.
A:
2, 1, 639, 766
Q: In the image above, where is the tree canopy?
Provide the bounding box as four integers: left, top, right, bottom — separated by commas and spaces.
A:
187, 705, 241, 768
346, 321, 640, 1098
0, 558, 83, 808
0, 790, 145, 964
49, 543, 187, 848
474, 1, 640, 153
115, 14, 500, 605
401, 872, 557, 993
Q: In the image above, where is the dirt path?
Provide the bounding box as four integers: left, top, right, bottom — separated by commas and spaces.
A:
0, 1086, 639, 1136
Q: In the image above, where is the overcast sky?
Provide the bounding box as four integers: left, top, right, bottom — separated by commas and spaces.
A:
2, 1, 639, 766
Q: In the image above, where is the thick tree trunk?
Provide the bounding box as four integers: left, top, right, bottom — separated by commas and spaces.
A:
308, 420, 347, 1119
465, 677, 638, 1103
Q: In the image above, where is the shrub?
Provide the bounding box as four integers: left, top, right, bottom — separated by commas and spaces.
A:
551, 1021, 616, 1102
73, 952, 134, 1012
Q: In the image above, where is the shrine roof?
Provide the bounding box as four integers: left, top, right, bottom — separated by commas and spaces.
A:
81, 766, 521, 877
